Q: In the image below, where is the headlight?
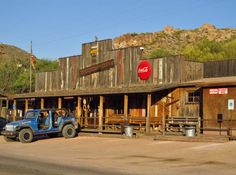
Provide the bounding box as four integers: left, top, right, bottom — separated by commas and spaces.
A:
5, 124, 17, 131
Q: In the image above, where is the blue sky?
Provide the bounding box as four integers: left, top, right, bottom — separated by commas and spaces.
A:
0, 0, 235, 60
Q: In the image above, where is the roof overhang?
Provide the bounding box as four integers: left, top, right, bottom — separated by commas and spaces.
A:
182, 76, 236, 87
10, 84, 181, 99
10, 76, 236, 99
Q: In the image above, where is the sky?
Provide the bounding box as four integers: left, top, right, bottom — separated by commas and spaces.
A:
0, 0, 235, 60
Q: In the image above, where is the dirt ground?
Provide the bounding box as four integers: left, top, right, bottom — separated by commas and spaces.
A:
1, 134, 236, 175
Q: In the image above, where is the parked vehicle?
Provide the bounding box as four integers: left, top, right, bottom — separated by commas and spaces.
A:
0, 117, 8, 133
1, 109, 79, 143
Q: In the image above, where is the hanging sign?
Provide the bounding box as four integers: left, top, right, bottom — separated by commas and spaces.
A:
90, 46, 98, 57
137, 60, 152, 80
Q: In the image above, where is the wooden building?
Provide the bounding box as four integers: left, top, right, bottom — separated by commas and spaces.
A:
9, 39, 236, 136
0, 93, 8, 118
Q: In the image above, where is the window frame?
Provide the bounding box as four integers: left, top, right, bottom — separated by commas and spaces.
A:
186, 91, 200, 104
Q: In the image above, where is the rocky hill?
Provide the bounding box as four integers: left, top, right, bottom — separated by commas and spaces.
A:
0, 44, 30, 65
0, 44, 58, 93
113, 24, 236, 61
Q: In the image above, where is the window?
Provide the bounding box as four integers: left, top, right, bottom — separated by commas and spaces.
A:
2, 100, 7, 107
187, 91, 200, 103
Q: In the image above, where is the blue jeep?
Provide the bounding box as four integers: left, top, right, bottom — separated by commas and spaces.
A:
1, 109, 79, 143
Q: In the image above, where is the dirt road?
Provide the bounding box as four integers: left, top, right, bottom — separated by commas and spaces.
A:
1, 135, 236, 175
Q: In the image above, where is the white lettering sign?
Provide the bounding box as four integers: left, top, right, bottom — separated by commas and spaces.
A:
138, 66, 149, 73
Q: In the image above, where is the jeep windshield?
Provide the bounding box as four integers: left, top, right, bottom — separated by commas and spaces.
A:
25, 111, 38, 119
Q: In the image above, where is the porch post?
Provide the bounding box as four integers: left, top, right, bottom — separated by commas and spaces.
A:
58, 97, 62, 109
13, 99, 16, 121
146, 93, 151, 133
124, 94, 128, 123
162, 100, 165, 135
25, 99, 29, 112
77, 97, 82, 124
99, 96, 104, 130
40, 98, 44, 109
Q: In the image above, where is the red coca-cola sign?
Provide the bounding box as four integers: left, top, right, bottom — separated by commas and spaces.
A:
137, 60, 152, 80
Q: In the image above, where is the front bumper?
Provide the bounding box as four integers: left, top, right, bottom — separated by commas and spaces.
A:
1, 130, 18, 137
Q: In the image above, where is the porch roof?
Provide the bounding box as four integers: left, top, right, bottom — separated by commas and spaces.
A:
182, 76, 236, 87
9, 76, 236, 99
10, 84, 180, 99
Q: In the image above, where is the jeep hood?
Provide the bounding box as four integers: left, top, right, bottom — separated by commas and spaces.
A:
8, 118, 36, 126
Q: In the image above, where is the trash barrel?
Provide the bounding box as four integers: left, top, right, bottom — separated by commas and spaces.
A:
124, 125, 133, 137
185, 126, 196, 137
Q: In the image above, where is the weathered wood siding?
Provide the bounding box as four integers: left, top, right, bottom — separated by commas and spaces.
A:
203, 87, 236, 128
182, 61, 203, 82
35, 39, 204, 92
204, 59, 236, 78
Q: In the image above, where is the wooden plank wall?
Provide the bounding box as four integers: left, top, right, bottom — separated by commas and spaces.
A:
204, 59, 236, 78
203, 87, 236, 128
182, 61, 204, 82
35, 39, 204, 92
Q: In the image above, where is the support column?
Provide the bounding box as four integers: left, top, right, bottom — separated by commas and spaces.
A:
146, 94, 151, 133
25, 99, 29, 112
83, 98, 88, 127
40, 98, 44, 109
58, 97, 62, 109
162, 100, 165, 135
77, 97, 82, 124
124, 94, 128, 123
99, 96, 104, 130
13, 99, 16, 121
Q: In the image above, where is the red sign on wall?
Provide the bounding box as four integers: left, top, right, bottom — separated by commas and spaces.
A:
137, 60, 152, 80
209, 88, 228, 95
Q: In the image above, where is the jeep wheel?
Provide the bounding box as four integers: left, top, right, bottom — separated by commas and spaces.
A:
4, 136, 16, 142
62, 124, 76, 138
19, 129, 33, 143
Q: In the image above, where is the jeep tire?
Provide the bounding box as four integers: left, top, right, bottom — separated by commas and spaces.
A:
19, 129, 33, 143
62, 124, 76, 138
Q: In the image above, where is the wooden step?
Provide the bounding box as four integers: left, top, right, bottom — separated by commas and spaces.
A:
154, 135, 230, 143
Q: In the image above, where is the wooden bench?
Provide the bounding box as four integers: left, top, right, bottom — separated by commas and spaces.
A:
106, 115, 162, 131
201, 128, 231, 136
105, 115, 126, 130
128, 117, 162, 130
166, 116, 199, 132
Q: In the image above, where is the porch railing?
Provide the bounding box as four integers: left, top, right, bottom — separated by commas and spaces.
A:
77, 115, 236, 137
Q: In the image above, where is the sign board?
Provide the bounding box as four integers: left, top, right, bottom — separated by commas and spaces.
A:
209, 89, 218, 94
209, 88, 228, 95
90, 46, 98, 57
228, 99, 234, 110
218, 88, 228, 94
137, 60, 152, 80
79, 59, 115, 76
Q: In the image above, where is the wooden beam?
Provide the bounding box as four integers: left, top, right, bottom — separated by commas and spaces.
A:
13, 100, 16, 121
99, 96, 104, 130
58, 97, 62, 109
83, 98, 88, 127
25, 99, 29, 112
123, 94, 130, 134
162, 100, 165, 135
146, 94, 151, 133
40, 98, 44, 109
77, 97, 82, 124
124, 94, 128, 123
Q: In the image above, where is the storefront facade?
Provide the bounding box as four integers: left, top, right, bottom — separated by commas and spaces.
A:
8, 39, 236, 135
